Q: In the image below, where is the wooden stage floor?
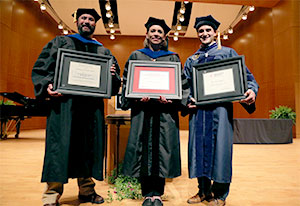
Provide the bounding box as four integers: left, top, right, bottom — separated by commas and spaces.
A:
0, 130, 299, 206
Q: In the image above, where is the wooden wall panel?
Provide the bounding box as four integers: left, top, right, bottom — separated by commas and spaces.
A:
223, 7, 276, 119
224, 0, 299, 137
0, 0, 61, 130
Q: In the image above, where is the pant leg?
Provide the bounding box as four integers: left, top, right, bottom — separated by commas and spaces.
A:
141, 176, 153, 197
211, 182, 230, 200
42, 182, 63, 205
141, 176, 165, 197
77, 177, 96, 196
152, 176, 165, 196
197, 177, 212, 196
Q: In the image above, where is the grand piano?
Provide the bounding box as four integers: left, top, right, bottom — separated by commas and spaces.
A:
0, 92, 49, 139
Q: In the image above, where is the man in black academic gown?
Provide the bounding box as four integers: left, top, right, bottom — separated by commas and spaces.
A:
32, 8, 121, 206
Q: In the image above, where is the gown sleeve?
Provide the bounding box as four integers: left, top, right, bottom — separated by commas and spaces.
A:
120, 52, 138, 110
102, 48, 121, 96
31, 37, 62, 99
229, 48, 259, 114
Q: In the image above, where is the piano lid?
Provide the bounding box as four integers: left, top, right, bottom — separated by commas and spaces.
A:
0, 92, 32, 106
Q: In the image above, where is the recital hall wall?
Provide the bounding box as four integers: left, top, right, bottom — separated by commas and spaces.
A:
223, 0, 299, 137
0, 0, 60, 129
2, 0, 298, 136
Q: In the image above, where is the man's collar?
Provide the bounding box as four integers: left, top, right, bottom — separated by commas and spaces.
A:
67, 33, 103, 46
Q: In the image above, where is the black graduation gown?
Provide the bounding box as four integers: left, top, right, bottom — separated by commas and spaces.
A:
32, 35, 121, 183
121, 50, 190, 178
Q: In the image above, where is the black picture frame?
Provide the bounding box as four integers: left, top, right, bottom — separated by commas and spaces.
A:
125, 60, 182, 99
53, 48, 113, 98
192, 55, 248, 105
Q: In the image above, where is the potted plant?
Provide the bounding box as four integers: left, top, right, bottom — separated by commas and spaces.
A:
269, 105, 296, 138
269, 105, 296, 124
106, 163, 142, 203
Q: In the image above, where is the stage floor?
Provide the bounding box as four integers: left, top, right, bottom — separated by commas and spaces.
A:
0, 130, 299, 206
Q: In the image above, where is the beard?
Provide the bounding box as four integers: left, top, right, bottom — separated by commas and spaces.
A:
77, 23, 95, 37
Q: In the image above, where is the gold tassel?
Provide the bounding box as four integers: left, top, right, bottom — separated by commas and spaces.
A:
73, 11, 77, 23
217, 30, 222, 50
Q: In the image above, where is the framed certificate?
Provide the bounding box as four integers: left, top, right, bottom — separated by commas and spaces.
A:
53, 48, 113, 98
192, 55, 248, 105
125, 60, 182, 99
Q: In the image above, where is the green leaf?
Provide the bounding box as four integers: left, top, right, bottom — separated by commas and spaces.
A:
269, 105, 296, 124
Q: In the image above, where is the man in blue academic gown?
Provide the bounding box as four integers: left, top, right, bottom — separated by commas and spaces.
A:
184, 15, 259, 206
32, 8, 121, 206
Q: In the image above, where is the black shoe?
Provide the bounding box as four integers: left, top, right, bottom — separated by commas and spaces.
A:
78, 193, 104, 204
153, 199, 163, 206
142, 198, 153, 206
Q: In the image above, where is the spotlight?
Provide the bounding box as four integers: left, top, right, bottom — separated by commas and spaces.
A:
58, 23, 63, 30
106, 10, 112, 18
40, 3, 46, 11
179, 7, 185, 14
179, 14, 185, 22
177, 24, 182, 31
105, 2, 111, 11
108, 20, 114, 28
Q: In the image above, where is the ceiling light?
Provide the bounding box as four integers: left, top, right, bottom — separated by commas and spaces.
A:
110, 29, 115, 34
179, 7, 185, 14
223, 34, 228, 40
179, 14, 185, 22
184, 1, 189, 4
110, 34, 115, 40
58, 23, 63, 30
177, 24, 182, 31
105, 2, 111, 11
108, 19, 114, 28
173, 36, 178, 41
108, 22, 114, 28
34, 0, 38, 2
174, 31, 179, 36
106, 10, 112, 18
242, 13, 247, 20
228, 27, 233, 34
40, 3, 46, 11
249, 6, 255, 12
63, 29, 68, 35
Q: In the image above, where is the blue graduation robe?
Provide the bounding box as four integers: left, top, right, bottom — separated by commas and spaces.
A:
184, 43, 259, 183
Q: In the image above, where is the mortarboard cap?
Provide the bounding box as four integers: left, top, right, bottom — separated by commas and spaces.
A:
72, 8, 101, 22
194, 15, 220, 31
145, 17, 171, 34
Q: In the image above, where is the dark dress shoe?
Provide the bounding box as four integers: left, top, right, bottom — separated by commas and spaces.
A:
142, 198, 153, 206
153, 199, 163, 206
78, 193, 104, 204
